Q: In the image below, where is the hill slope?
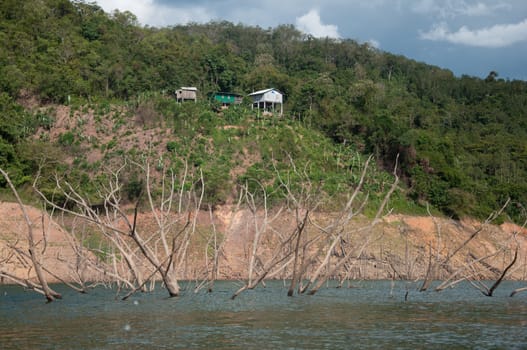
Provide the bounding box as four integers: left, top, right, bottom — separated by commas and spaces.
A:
1, 0, 527, 221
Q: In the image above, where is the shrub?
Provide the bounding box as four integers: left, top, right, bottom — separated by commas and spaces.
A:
58, 131, 75, 146
166, 141, 178, 153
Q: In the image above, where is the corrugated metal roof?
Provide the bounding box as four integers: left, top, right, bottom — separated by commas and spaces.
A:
248, 88, 282, 96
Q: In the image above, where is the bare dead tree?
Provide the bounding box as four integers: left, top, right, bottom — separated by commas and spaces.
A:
507, 205, 527, 297
233, 154, 326, 298
272, 156, 322, 297
418, 204, 444, 291
433, 199, 513, 292
303, 155, 400, 296
231, 153, 400, 299
62, 213, 130, 289
126, 159, 201, 297
203, 204, 227, 293
34, 164, 148, 292
469, 244, 518, 297
230, 180, 286, 299
33, 156, 203, 298
116, 159, 204, 298
0, 168, 62, 302
466, 216, 525, 297
299, 155, 373, 294
230, 230, 301, 299
244, 180, 269, 287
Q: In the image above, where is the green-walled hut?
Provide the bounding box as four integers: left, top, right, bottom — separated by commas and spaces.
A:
213, 92, 243, 107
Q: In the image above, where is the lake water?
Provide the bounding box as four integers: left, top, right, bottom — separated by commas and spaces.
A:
1, 280, 526, 349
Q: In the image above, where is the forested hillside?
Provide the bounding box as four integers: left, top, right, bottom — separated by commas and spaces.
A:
1, 0, 526, 221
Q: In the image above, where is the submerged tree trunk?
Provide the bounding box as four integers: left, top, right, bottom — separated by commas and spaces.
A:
163, 269, 180, 297
287, 209, 309, 297
484, 245, 518, 297
510, 286, 527, 297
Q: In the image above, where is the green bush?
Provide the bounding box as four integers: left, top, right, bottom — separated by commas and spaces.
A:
58, 131, 75, 146
125, 179, 143, 201
166, 141, 178, 153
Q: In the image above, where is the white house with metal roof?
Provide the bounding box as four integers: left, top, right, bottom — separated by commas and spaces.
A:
248, 88, 283, 116
176, 87, 198, 102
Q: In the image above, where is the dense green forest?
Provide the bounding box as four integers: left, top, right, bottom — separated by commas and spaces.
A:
1, 0, 527, 221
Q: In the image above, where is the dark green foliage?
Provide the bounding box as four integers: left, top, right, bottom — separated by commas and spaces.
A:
124, 178, 143, 201
0, 93, 49, 186
39, 187, 75, 210
58, 131, 75, 146
1, 0, 527, 221
166, 141, 178, 153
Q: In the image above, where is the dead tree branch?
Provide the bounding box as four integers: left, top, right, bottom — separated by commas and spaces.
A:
1, 168, 62, 302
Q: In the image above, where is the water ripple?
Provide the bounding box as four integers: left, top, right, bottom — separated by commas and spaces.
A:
1, 281, 526, 349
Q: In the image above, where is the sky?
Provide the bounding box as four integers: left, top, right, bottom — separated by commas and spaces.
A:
95, 0, 527, 80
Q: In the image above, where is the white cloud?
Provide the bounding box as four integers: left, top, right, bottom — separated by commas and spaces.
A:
151, 6, 212, 26
96, 0, 153, 22
295, 9, 340, 38
366, 39, 380, 49
420, 19, 527, 48
412, 0, 510, 18
96, 0, 212, 26
463, 3, 492, 16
